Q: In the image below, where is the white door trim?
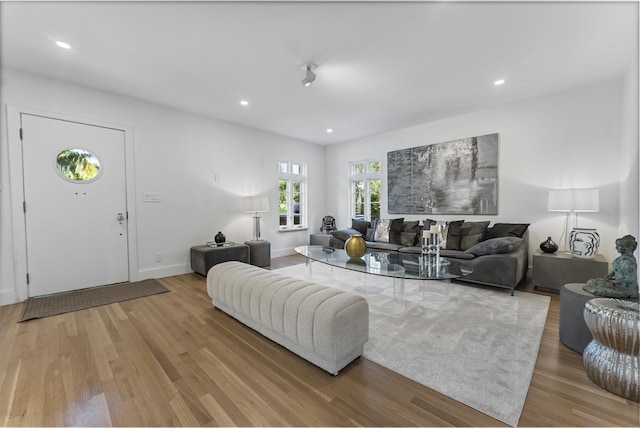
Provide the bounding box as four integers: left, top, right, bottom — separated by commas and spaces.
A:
6, 104, 139, 302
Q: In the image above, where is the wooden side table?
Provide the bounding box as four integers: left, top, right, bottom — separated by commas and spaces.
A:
532, 250, 608, 293
190, 243, 249, 276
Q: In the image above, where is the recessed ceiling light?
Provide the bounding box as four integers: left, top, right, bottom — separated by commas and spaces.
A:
56, 41, 71, 50
494, 79, 505, 86
240, 100, 249, 106
326, 128, 333, 133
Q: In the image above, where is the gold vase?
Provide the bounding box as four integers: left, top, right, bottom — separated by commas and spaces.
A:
345, 233, 366, 258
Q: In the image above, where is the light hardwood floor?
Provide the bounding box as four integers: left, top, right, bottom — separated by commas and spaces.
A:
1, 254, 638, 427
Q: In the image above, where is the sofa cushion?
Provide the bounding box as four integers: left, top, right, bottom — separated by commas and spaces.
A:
440, 249, 476, 260
374, 219, 391, 242
466, 237, 524, 256
459, 221, 491, 250
365, 227, 375, 241
331, 228, 360, 242
388, 218, 405, 244
374, 218, 405, 243
444, 220, 465, 250
365, 241, 405, 252
402, 221, 420, 245
351, 219, 371, 236
482, 223, 530, 240
400, 232, 417, 247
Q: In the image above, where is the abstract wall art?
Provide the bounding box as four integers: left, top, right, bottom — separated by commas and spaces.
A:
388, 133, 498, 215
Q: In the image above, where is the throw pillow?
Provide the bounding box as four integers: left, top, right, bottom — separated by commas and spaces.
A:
351, 219, 371, 236
401, 220, 420, 246
400, 232, 417, 247
444, 220, 465, 250
374, 219, 392, 242
365, 227, 375, 241
465, 237, 524, 256
330, 228, 360, 242
388, 218, 405, 244
459, 221, 491, 251
482, 223, 530, 240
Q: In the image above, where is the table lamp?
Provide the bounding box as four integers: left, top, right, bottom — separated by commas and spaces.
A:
245, 196, 269, 241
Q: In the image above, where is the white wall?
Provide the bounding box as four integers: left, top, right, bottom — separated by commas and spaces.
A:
619, 56, 639, 244
0, 68, 326, 304
326, 78, 634, 267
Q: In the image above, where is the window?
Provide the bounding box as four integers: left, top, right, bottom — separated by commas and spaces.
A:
278, 160, 307, 230
350, 159, 381, 221
55, 148, 101, 182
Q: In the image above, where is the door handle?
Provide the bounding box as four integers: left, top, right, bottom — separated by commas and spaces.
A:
116, 213, 125, 222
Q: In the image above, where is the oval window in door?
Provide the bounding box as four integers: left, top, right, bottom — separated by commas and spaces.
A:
55, 148, 101, 182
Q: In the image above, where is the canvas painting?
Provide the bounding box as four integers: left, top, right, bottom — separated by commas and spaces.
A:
388, 133, 498, 215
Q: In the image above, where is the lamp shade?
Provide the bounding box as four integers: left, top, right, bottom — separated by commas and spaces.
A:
573, 188, 599, 212
547, 188, 599, 212
244, 196, 269, 213
547, 189, 574, 212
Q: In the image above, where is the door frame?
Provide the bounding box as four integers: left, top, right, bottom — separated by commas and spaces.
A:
6, 104, 139, 301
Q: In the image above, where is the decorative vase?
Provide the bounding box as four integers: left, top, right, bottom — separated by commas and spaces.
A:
540, 236, 559, 253
345, 233, 366, 259
569, 228, 600, 259
214, 231, 226, 246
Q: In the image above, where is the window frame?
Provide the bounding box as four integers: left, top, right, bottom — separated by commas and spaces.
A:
278, 160, 308, 231
350, 159, 381, 221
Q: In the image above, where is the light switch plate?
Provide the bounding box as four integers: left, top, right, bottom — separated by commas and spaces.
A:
143, 192, 162, 202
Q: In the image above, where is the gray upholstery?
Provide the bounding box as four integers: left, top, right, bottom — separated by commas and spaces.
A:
207, 261, 369, 375
331, 227, 529, 295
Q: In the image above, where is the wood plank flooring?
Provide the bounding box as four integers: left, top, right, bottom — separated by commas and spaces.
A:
1, 254, 638, 426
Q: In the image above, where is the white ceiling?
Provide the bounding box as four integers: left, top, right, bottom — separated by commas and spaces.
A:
1, 1, 637, 144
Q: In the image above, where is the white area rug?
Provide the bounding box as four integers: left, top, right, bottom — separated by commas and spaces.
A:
274, 263, 550, 427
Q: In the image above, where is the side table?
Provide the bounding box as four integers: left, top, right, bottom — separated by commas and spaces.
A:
245, 240, 271, 267
559, 283, 597, 353
533, 250, 608, 293
190, 243, 249, 276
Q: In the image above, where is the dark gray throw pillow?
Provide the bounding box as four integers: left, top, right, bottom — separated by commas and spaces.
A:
465, 237, 524, 256
482, 223, 530, 240
400, 232, 417, 247
351, 219, 371, 235
459, 221, 490, 251
330, 228, 361, 242
365, 227, 375, 241
388, 218, 406, 244
444, 220, 465, 250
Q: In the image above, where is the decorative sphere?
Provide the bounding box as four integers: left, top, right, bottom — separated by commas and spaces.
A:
345, 234, 366, 258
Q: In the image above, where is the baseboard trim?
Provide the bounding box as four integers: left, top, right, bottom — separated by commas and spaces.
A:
138, 263, 192, 280
0, 289, 17, 306
271, 247, 298, 259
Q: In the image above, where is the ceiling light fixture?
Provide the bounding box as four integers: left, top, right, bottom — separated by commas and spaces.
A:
301, 63, 316, 87
494, 79, 505, 86
56, 41, 71, 49
326, 128, 333, 133
240, 100, 249, 106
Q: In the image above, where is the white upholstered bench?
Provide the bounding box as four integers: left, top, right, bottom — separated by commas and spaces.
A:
206, 261, 369, 375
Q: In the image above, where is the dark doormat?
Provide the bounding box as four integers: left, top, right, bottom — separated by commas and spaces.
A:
19, 279, 169, 322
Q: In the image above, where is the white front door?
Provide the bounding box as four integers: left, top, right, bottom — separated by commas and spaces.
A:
21, 114, 129, 297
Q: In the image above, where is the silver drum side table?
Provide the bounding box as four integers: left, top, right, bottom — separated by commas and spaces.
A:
583, 298, 640, 402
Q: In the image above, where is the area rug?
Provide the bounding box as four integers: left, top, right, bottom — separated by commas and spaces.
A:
274, 263, 550, 427
19, 279, 169, 322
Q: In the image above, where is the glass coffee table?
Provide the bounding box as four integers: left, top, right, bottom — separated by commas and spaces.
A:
295, 245, 473, 315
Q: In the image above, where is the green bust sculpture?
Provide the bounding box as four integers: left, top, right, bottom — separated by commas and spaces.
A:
583, 235, 638, 298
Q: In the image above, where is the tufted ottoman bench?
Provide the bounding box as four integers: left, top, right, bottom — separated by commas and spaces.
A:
207, 261, 369, 375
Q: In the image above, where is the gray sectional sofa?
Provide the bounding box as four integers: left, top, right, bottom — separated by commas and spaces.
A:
329, 219, 529, 295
